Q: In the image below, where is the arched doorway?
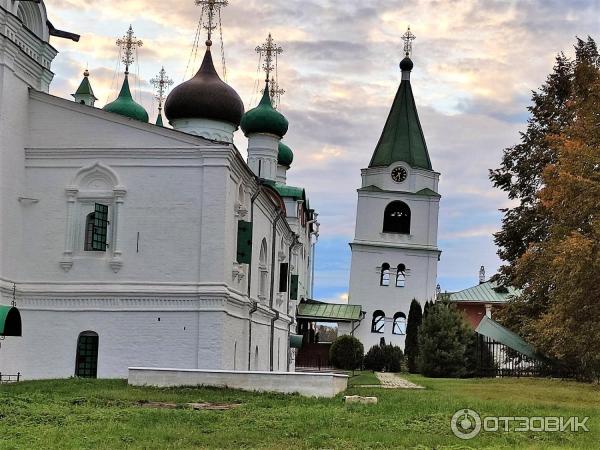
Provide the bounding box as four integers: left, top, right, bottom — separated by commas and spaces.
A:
75, 331, 99, 378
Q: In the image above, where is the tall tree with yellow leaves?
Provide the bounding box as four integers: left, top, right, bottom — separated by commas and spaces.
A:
499, 39, 600, 378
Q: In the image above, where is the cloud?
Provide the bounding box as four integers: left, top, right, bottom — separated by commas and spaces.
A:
43, 0, 600, 297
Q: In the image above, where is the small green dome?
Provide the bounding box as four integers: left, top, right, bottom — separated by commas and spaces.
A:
278, 141, 294, 167
240, 81, 288, 138
103, 76, 149, 123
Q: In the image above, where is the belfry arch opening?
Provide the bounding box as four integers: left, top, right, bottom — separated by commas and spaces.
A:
383, 201, 411, 234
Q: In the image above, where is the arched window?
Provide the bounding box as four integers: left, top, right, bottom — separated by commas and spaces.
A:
371, 310, 385, 334
75, 331, 99, 378
396, 264, 406, 287
383, 201, 411, 234
380, 263, 391, 286
259, 239, 268, 299
393, 313, 407, 335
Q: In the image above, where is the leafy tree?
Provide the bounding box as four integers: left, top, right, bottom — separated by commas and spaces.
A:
490, 39, 600, 283
418, 302, 473, 378
405, 299, 423, 373
498, 40, 600, 379
329, 335, 364, 371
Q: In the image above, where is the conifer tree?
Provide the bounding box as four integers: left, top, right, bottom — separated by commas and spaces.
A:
489, 39, 600, 283
405, 299, 423, 373
418, 302, 473, 378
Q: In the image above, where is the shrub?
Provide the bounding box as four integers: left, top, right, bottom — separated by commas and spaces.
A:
364, 344, 403, 372
405, 299, 423, 373
329, 335, 364, 370
418, 302, 473, 378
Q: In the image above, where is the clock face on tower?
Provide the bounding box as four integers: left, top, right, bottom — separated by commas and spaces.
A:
391, 167, 408, 183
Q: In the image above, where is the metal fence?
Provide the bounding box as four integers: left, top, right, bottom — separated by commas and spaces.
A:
475, 334, 545, 377
0, 372, 21, 384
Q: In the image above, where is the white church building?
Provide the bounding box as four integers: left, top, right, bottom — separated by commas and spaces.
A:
345, 49, 441, 350
0, 1, 317, 379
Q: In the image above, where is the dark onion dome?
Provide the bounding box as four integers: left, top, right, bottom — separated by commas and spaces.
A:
165, 48, 244, 126
240, 81, 289, 138
400, 56, 414, 72
278, 141, 294, 167
103, 75, 149, 122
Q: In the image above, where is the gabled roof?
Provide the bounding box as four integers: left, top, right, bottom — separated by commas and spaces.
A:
448, 281, 521, 303
369, 72, 432, 170
297, 301, 363, 322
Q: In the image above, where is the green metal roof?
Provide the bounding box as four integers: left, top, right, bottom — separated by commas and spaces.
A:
448, 281, 521, 303
297, 302, 362, 322
0, 305, 22, 336
278, 141, 294, 167
156, 111, 164, 127
103, 75, 149, 123
369, 72, 432, 170
358, 185, 440, 197
273, 183, 305, 201
476, 316, 539, 360
74, 73, 97, 99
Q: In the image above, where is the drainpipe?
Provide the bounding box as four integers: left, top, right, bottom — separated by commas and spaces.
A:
286, 234, 299, 372
247, 182, 261, 371
351, 311, 366, 335
269, 210, 285, 371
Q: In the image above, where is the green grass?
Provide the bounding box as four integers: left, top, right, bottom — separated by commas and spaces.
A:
0, 376, 599, 449
347, 370, 380, 386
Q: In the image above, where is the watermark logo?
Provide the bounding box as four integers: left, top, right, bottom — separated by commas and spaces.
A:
451, 409, 482, 440
451, 409, 590, 440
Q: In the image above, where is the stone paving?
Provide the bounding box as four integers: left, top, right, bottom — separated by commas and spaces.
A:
375, 372, 425, 389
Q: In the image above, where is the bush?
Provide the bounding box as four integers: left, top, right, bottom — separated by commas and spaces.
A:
363, 344, 403, 372
418, 302, 473, 378
329, 335, 364, 370
405, 299, 423, 373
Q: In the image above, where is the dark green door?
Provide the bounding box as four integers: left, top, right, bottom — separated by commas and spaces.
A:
76, 333, 99, 378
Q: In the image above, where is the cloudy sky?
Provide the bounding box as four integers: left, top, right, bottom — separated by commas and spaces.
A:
46, 0, 599, 301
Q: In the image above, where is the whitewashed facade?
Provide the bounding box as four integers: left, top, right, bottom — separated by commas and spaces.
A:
0, 1, 316, 379
347, 54, 441, 350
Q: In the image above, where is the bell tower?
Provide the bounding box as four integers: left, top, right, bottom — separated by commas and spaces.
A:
347, 28, 441, 350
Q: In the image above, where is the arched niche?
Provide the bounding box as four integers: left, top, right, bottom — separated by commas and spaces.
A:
14, 0, 49, 41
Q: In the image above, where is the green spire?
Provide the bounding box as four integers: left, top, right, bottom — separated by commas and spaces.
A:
240, 80, 289, 138
369, 57, 432, 170
156, 110, 164, 127
72, 69, 97, 106
103, 75, 149, 123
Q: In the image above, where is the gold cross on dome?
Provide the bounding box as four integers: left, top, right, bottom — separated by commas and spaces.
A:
116, 25, 143, 74
195, 0, 229, 43
402, 26, 416, 57
150, 67, 174, 110
256, 33, 283, 81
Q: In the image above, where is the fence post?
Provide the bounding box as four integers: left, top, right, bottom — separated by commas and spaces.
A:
17, 372, 20, 382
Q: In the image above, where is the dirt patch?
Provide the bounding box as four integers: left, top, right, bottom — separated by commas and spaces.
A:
138, 401, 242, 411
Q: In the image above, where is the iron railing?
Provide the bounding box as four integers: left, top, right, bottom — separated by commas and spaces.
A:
0, 372, 21, 383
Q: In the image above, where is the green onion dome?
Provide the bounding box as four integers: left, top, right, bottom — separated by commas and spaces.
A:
165, 48, 244, 126
240, 81, 289, 138
103, 75, 149, 122
278, 141, 294, 167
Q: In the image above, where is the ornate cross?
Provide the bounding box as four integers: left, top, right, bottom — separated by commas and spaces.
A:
195, 0, 228, 44
150, 67, 174, 112
256, 33, 283, 81
402, 26, 416, 57
116, 25, 143, 74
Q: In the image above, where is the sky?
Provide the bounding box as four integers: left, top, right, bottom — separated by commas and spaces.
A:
45, 0, 599, 302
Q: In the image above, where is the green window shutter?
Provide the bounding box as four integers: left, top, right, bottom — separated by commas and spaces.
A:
279, 263, 289, 293
236, 221, 253, 264
290, 274, 299, 300
92, 203, 109, 251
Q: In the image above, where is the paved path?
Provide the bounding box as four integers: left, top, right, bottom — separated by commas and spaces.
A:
375, 372, 425, 389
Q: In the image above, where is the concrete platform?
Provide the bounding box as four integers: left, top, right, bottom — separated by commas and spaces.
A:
128, 367, 348, 398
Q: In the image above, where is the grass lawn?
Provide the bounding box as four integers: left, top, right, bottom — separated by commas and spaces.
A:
1, 376, 599, 449
347, 370, 380, 386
